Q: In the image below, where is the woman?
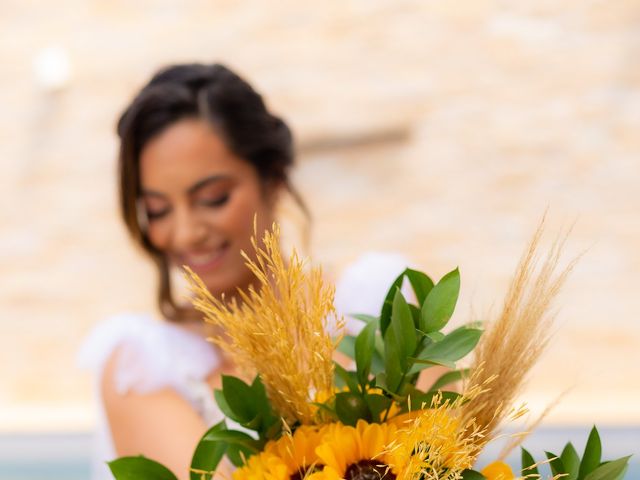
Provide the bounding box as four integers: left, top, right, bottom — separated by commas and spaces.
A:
80, 63, 307, 480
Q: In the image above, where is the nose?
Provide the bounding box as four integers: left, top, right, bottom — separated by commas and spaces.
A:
171, 205, 208, 251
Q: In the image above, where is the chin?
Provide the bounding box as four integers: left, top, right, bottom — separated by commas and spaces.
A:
201, 271, 249, 299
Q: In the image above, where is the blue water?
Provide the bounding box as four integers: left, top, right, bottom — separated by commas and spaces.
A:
0, 427, 637, 479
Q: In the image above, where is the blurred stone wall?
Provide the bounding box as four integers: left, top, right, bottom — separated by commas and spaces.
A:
1, 0, 639, 430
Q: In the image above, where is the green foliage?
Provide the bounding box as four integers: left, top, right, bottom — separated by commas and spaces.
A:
338, 265, 479, 424
404, 268, 435, 304
335, 391, 370, 425
429, 368, 470, 392
214, 375, 278, 437
108, 456, 178, 480
337, 334, 357, 359
521, 427, 631, 480
421, 268, 460, 333
190, 422, 228, 479
409, 326, 482, 375
584, 457, 631, 480
521, 447, 539, 478
562, 442, 581, 480
580, 426, 603, 479
201, 428, 261, 467
355, 320, 377, 386
460, 469, 486, 480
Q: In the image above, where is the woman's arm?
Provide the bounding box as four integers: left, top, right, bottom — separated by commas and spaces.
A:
102, 350, 217, 480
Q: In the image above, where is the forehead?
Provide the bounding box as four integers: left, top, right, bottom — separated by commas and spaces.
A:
139, 118, 253, 191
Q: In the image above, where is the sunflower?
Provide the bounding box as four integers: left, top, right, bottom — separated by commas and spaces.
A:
314, 420, 400, 480
481, 461, 515, 480
233, 425, 327, 480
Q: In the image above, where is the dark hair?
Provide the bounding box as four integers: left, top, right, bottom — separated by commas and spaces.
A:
116, 63, 306, 321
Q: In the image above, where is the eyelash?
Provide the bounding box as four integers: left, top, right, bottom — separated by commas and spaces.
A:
201, 193, 230, 208
145, 194, 230, 222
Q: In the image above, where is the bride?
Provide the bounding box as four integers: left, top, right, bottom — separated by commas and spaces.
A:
79, 62, 409, 480
79, 63, 309, 479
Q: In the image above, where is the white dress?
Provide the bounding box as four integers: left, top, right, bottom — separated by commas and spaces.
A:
78, 252, 409, 480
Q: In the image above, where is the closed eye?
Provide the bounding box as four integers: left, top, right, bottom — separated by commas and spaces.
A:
146, 207, 171, 220
200, 193, 230, 208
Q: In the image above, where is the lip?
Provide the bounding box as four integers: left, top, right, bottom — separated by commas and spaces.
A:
178, 242, 230, 274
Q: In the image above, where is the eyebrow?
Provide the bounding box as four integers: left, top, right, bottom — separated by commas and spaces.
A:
141, 174, 231, 198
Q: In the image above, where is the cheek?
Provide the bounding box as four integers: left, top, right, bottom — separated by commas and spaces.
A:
146, 222, 171, 251
221, 187, 274, 238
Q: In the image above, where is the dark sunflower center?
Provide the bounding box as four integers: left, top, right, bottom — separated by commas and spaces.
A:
290, 464, 323, 480
345, 460, 396, 480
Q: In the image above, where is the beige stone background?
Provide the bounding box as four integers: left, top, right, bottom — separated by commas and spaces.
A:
1, 0, 639, 432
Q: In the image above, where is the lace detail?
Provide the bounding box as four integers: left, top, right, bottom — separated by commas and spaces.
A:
78, 313, 219, 399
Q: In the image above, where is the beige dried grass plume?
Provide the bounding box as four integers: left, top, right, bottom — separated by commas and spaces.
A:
185, 223, 343, 425
462, 217, 577, 447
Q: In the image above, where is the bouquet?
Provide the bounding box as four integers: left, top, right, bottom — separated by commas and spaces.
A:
109, 224, 631, 480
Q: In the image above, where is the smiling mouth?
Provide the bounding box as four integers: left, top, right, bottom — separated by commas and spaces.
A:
180, 242, 230, 273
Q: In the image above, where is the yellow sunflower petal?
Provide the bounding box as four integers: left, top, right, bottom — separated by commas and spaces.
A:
481, 461, 516, 480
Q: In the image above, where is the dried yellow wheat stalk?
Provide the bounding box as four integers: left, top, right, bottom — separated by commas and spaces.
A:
185, 223, 343, 424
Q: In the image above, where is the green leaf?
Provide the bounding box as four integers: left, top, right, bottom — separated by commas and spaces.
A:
370, 345, 385, 377
225, 443, 254, 468
424, 331, 445, 342
213, 389, 238, 421
612, 464, 629, 480
545, 451, 565, 477
375, 372, 388, 391
584, 457, 632, 480
579, 426, 602, 479
409, 303, 422, 329
199, 429, 262, 469
364, 393, 393, 422
190, 422, 227, 480
202, 430, 260, 452
415, 326, 482, 364
390, 289, 417, 368
383, 326, 403, 392
408, 357, 456, 375
335, 392, 370, 426
405, 268, 434, 304
355, 321, 377, 385
250, 376, 269, 409
460, 469, 486, 480
350, 313, 379, 324
109, 456, 178, 480
521, 447, 539, 478
421, 268, 460, 333
380, 272, 406, 336
334, 362, 359, 392
221, 376, 256, 423
429, 369, 469, 392
337, 334, 357, 359
561, 442, 580, 480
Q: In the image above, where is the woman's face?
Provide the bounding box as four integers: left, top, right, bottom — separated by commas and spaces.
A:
139, 117, 278, 298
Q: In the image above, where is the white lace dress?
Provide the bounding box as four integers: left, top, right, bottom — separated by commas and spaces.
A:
78, 252, 409, 480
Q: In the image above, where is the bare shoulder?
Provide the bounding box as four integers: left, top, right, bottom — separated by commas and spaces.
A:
101, 348, 207, 479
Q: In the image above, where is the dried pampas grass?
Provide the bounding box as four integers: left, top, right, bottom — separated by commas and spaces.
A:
462, 216, 578, 447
